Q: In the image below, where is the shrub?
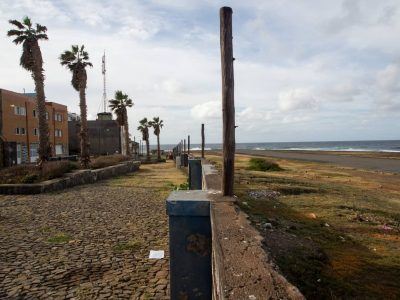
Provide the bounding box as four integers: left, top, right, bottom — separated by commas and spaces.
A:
0, 165, 39, 184
248, 158, 283, 172
41, 161, 79, 180
90, 154, 130, 169
21, 174, 39, 183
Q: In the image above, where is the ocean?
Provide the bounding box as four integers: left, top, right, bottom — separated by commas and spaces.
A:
155, 140, 400, 152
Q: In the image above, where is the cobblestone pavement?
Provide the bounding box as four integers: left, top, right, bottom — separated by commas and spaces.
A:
0, 162, 186, 299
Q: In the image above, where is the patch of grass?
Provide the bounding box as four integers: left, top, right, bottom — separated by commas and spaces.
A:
248, 158, 283, 172
277, 185, 320, 195
47, 233, 72, 244
40, 226, 52, 233
113, 240, 142, 252
175, 182, 189, 190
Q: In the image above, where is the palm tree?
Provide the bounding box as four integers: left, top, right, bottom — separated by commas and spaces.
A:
7, 17, 51, 164
59, 45, 92, 167
149, 117, 164, 161
137, 118, 150, 161
109, 91, 134, 156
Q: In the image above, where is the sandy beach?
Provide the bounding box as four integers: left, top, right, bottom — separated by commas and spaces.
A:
236, 150, 400, 173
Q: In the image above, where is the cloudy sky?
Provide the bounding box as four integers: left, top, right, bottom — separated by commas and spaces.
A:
1, 0, 400, 144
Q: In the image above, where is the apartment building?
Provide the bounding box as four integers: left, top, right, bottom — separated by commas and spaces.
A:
0, 88, 68, 165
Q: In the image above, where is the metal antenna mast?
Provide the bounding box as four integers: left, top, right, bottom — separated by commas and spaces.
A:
102, 51, 107, 112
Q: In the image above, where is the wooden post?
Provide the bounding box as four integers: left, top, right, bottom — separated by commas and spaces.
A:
201, 124, 205, 158
188, 135, 191, 156
184, 139, 186, 154
220, 7, 235, 196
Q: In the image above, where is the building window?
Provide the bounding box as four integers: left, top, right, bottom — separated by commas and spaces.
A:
55, 113, 63, 122
15, 127, 26, 135
46, 112, 49, 120
55, 129, 62, 137
55, 144, 63, 155
14, 106, 26, 116
33, 128, 38, 136
30, 143, 39, 163
33, 109, 37, 117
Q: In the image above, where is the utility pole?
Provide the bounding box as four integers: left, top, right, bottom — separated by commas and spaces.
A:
220, 7, 235, 196
201, 124, 205, 159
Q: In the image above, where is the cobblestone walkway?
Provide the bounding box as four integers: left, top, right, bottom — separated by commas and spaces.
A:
0, 161, 186, 299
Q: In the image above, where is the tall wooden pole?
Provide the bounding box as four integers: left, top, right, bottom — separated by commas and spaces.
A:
220, 7, 235, 196
188, 135, 190, 156
184, 139, 186, 154
201, 123, 205, 158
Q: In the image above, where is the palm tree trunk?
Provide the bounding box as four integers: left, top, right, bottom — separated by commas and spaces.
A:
32, 44, 50, 164
79, 86, 90, 167
157, 134, 161, 160
146, 139, 150, 161
124, 110, 130, 156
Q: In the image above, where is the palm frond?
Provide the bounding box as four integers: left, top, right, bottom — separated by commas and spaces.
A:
36, 24, 47, 33
35, 33, 48, 40
22, 16, 32, 28
13, 35, 27, 44
8, 19, 24, 29
7, 29, 23, 37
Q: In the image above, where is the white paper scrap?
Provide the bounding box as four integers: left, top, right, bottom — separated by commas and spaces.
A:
149, 250, 164, 259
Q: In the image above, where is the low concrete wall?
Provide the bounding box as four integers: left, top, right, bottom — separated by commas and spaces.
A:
201, 161, 304, 300
0, 161, 140, 195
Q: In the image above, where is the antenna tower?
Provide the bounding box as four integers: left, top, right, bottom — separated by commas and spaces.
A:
102, 51, 107, 112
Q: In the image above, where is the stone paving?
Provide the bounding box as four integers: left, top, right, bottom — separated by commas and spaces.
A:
0, 162, 185, 299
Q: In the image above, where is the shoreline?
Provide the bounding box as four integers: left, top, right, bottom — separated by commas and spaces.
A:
233, 149, 400, 173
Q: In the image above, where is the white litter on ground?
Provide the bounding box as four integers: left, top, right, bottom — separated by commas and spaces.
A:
149, 250, 164, 259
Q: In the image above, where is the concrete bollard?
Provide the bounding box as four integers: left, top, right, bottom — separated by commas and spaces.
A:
176, 156, 181, 168
166, 191, 212, 299
188, 159, 202, 190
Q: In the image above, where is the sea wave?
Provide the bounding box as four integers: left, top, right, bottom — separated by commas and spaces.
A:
190, 147, 212, 151
282, 147, 400, 152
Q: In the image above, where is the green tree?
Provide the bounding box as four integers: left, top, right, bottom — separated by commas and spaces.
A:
109, 91, 134, 156
149, 117, 164, 160
137, 118, 150, 161
59, 45, 92, 167
7, 17, 51, 164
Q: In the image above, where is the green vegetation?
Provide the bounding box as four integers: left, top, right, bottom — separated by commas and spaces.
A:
47, 233, 72, 244
248, 157, 283, 172
59, 45, 93, 167
113, 240, 142, 252
109, 91, 134, 156
138, 118, 151, 161
7, 17, 51, 163
149, 117, 164, 161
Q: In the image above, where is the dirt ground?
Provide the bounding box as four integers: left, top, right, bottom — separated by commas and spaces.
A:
207, 153, 400, 299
